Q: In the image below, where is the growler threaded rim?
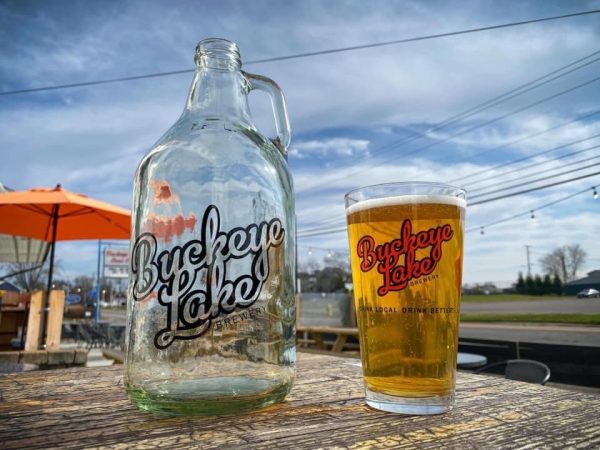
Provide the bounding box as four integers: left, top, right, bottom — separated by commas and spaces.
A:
195, 38, 241, 70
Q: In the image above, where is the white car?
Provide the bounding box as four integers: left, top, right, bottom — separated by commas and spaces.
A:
576, 288, 600, 298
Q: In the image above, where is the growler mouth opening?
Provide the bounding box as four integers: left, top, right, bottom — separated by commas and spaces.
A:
195, 38, 241, 71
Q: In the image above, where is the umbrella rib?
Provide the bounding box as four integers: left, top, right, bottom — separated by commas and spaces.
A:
59, 206, 94, 218
94, 209, 130, 235
0, 204, 52, 216
60, 205, 129, 236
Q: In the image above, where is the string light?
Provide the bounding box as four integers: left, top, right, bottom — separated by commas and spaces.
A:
466, 185, 596, 234
530, 210, 536, 222
308, 247, 313, 256
593, 186, 598, 199
480, 227, 485, 235
327, 249, 333, 257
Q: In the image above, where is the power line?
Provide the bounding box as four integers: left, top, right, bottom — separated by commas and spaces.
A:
299, 50, 600, 193
2, 9, 600, 96
465, 143, 600, 189
300, 221, 346, 235
469, 161, 600, 200
468, 171, 600, 206
416, 53, 600, 131
304, 51, 600, 194
298, 73, 600, 236
297, 174, 600, 238
249, 10, 600, 64
361, 50, 600, 158
369, 52, 600, 161
405, 76, 600, 156
299, 111, 600, 232
298, 146, 600, 234
467, 151, 600, 192
451, 132, 600, 185
298, 131, 600, 234
298, 226, 347, 238
300, 74, 600, 194
467, 185, 596, 232
419, 108, 600, 181
297, 244, 349, 255
301, 213, 348, 230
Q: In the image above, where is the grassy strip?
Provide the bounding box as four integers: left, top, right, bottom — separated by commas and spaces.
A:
460, 313, 600, 325
461, 294, 573, 303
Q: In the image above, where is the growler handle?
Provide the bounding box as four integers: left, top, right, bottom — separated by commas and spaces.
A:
244, 72, 291, 157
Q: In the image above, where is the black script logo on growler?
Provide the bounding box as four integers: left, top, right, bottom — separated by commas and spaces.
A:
356, 219, 453, 296
130, 205, 285, 349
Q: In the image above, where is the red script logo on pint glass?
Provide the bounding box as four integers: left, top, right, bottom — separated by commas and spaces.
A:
356, 219, 454, 296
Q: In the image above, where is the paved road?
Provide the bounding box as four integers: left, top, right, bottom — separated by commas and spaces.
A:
105, 299, 598, 321
460, 322, 600, 347
462, 298, 600, 314
102, 301, 600, 347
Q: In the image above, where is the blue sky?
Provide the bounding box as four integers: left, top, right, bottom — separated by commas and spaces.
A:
1, 0, 600, 285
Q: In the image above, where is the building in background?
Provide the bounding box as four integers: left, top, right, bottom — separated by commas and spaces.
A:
564, 270, 600, 295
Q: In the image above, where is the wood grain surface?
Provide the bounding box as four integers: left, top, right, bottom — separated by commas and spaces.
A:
0, 352, 599, 449
23, 291, 42, 351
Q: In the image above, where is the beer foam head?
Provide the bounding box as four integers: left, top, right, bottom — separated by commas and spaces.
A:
346, 194, 466, 215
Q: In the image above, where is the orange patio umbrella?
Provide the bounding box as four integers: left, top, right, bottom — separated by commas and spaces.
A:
0, 184, 130, 317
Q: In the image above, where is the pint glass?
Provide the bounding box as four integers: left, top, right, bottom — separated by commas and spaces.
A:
345, 182, 465, 414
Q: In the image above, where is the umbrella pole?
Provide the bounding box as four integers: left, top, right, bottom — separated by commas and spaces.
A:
95, 240, 102, 323
41, 205, 59, 349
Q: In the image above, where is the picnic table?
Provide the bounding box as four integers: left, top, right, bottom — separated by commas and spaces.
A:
297, 325, 360, 352
1, 352, 598, 449
296, 327, 488, 370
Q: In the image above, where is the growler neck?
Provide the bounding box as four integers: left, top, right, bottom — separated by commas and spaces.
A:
185, 67, 252, 122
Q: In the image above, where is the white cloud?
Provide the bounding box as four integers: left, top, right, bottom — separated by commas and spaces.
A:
426, 114, 600, 154
289, 138, 370, 159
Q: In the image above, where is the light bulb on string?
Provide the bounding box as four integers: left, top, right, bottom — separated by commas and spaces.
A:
327, 250, 332, 258
308, 247, 313, 256
593, 187, 598, 199
530, 210, 536, 222
480, 227, 485, 235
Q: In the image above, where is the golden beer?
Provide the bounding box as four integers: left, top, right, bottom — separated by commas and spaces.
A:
346, 188, 465, 414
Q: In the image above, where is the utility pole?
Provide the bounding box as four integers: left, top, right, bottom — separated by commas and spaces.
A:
525, 245, 532, 276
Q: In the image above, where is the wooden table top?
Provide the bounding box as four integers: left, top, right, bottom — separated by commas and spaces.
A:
0, 352, 599, 449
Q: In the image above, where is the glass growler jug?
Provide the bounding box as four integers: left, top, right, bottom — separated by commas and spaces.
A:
125, 38, 295, 415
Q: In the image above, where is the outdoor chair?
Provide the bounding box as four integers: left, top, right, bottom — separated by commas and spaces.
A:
91, 324, 112, 348
71, 324, 85, 345
61, 324, 76, 341
106, 325, 125, 349
78, 324, 105, 349
76, 326, 94, 349
474, 359, 551, 385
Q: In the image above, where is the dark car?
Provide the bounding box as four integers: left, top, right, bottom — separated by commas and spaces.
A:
576, 288, 600, 298
64, 294, 94, 318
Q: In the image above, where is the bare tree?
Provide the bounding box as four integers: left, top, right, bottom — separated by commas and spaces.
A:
539, 244, 587, 283
3, 259, 65, 292
299, 259, 322, 275
72, 275, 95, 295
567, 245, 587, 280
4, 262, 47, 291
315, 267, 346, 292
323, 251, 351, 272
